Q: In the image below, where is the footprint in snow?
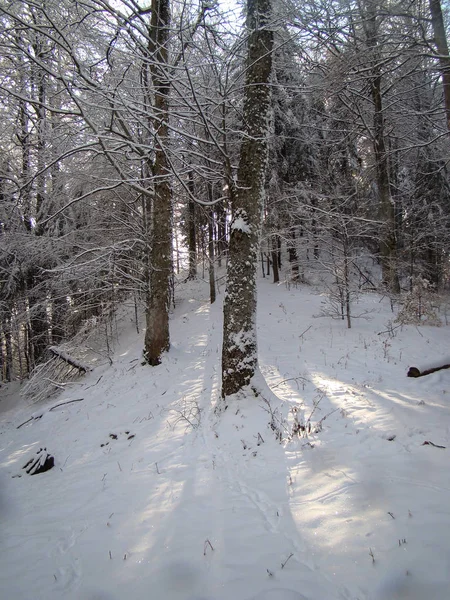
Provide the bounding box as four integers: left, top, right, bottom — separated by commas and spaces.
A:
54, 559, 81, 590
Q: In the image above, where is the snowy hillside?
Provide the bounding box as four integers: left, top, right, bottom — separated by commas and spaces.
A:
1, 277, 450, 600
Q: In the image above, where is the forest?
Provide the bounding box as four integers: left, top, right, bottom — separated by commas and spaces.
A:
1, 0, 450, 397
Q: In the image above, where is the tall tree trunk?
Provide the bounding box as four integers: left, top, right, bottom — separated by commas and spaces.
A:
429, 0, 450, 131
144, 0, 173, 366
216, 199, 227, 267
221, 0, 274, 398
271, 236, 280, 283
187, 170, 197, 280
363, 0, 400, 293
208, 185, 216, 304
288, 229, 300, 281
1, 320, 13, 382
33, 53, 47, 233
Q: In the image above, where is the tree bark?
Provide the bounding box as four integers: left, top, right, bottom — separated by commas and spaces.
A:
207, 184, 216, 304
271, 236, 280, 283
363, 0, 400, 293
216, 199, 227, 267
144, 0, 173, 366
221, 0, 274, 398
288, 229, 300, 281
429, 0, 450, 131
187, 170, 197, 280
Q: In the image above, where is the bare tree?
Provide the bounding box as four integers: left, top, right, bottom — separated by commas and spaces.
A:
144, 0, 173, 365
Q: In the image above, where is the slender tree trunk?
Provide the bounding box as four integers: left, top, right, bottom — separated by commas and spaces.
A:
429, 0, 450, 131
18, 97, 31, 229
271, 236, 279, 283
216, 199, 227, 267
187, 171, 197, 280
288, 229, 300, 281
277, 235, 281, 268
208, 185, 216, 304
144, 0, 173, 366
1, 320, 13, 382
221, 0, 274, 398
34, 62, 47, 233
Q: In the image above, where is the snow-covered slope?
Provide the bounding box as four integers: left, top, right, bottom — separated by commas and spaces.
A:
1, 278, 450, 600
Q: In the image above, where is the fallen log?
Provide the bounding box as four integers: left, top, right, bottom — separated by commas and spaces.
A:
48, 346, 91, 373
407, 364, 450, 378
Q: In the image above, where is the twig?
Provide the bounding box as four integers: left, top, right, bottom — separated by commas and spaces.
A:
272, 376, 308, 390
313, 408, 339, 430
49, 398, 84, 411
281, 553, 294, 569
17, 414, 43, 429
155, 462, 160, 474
203, 539, 214, 556
85, 376, 103, 390
299, 325, 312, 339
377, 323, 403, 336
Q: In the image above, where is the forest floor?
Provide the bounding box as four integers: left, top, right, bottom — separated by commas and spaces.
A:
1, 274, 450, 600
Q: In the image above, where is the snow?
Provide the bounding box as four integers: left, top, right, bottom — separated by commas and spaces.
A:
231, 216, 251, 234
1, 276, 450, 599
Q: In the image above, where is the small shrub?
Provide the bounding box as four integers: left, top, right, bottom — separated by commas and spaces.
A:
396, 276, 441, 326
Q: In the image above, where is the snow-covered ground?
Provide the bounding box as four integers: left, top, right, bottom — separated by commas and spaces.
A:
1, 276, 450, 600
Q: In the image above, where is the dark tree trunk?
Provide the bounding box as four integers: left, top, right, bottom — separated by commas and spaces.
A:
144, 0, 173, 366
216, 200, 227, 267
364, 0, 399, 293
288, 229, 300, 281
208, 193, 216, 304
429, 0, 450, 131
271, 237, 279, 284
1, 320, 13, 382
187, 170, 197, 280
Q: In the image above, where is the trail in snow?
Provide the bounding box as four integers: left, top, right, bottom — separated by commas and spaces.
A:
1, 277, 450, 599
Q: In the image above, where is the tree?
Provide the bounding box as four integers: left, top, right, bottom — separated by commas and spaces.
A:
144, 0, 173, 365
429, 0, 450, 131
221, 0, 274, 398
361, 0, 400, 293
